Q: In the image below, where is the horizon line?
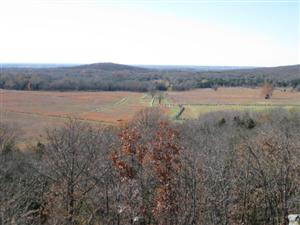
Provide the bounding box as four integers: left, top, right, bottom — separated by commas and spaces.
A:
1, 62, 299, 68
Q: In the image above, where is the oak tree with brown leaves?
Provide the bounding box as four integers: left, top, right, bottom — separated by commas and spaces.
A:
110, 120, 182, 225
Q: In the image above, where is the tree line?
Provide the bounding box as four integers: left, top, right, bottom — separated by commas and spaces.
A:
0, 108, 299, 225
0, 64, 299, 92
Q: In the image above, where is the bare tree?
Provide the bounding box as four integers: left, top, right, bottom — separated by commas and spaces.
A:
0, 122, 47, 225
212, 84, 219, 91
1, 109, 300, 225
148, 85, 157, 99
261, 83, 274, 99
40, 119, 109, 225
157, 93, 164, 104
237, 110, 300, 225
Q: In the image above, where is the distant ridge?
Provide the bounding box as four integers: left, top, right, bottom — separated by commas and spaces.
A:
224, 64, 300, 78
0, 62, 149, 72
1, 63, 299, 92
72, 62, 149, 72
2, 62, 299, 74
136, 65, 255, 72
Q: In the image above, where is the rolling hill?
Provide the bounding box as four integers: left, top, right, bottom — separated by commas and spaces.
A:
0, 63, 299, 91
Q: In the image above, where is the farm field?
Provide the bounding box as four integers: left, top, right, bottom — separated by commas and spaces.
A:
167, 87, 300, 118
0, 90, 153, 145
1, 87, 300, 146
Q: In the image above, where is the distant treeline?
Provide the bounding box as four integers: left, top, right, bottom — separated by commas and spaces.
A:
1, 63, 299, 91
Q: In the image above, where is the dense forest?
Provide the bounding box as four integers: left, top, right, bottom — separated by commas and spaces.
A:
1, 108, 299, 225
1, 63, 299, 92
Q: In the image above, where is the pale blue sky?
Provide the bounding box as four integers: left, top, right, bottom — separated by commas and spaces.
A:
0, 0, 299, 66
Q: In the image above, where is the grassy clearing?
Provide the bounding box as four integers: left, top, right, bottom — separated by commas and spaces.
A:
180, 104, 300, 119
165, 87, 300, 119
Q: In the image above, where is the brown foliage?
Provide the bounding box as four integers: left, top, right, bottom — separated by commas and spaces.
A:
110, 121, 182, 224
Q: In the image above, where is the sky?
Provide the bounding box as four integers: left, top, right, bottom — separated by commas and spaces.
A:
0, 0, 299, 66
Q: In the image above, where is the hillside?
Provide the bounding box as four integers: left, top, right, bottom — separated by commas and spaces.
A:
215, 64, 300, 79
137, 65, 254, 71
72, 62, 149, 72
249, 64, 300, 79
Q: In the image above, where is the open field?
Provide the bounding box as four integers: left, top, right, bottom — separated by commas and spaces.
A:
0, 90, 152, 144
1, 87, 300, 145
167, 87, 300, 118
168, 87, 300, 105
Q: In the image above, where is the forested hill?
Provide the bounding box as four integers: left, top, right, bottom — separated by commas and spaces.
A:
72, 62, 149, 72
216, 64, 300, 80
0, 63, 299, 91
